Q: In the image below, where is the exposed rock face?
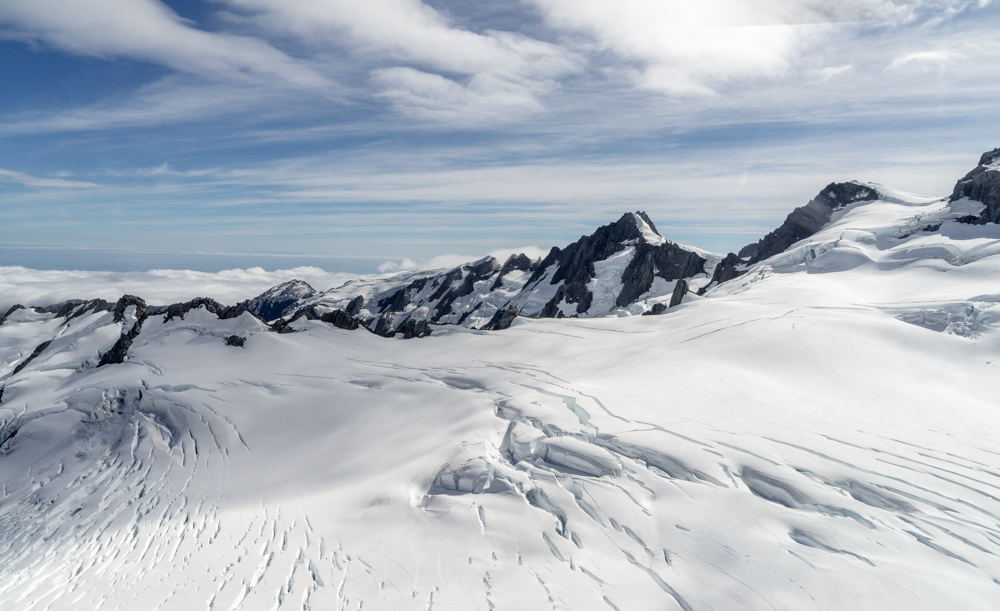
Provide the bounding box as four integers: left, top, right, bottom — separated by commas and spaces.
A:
529, 213, 647, 315
0, 305, 24, 326
162, 297, 251, 322
378, 287, 412, 314
669, 279, 688, 308
740, 182, 879, 264
372, 312, 395, 337
491, 254, 535, 290
950, 147, 1000, 225
486, 307, 519, 330
225, 335, 246, 347
12, 340, 52, 375
345, 296, 365, 316
270, 306, 361, 334
317, 309, 360, 331
429, 258, 499, 319
66, 299, 113, 322
645, 303, 667, 316
34, 300, 86, 318
99, 295, 150, 366
243, 280, 317, 322
396, 319, 432, 339
258, 211, 710, 335
699, 182, 879, 294
616, 241, 705, 307
699, 253, 745, 295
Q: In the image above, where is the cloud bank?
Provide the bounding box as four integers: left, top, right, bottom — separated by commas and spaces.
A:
0, 266, 360, 314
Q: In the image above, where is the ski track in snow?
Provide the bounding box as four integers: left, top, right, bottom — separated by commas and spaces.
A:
1, 192, 1000, 609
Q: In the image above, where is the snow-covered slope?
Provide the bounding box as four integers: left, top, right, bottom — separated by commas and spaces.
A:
2, 151, 1000, 610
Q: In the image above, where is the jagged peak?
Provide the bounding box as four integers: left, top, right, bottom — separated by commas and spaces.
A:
949, 146, 1000, 225
244, 279, 317, 322
979, 147, 1000, 168
632, 211, 666, 246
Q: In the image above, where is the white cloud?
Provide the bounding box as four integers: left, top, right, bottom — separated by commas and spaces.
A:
529, 0, 805, 95
815, 64, 853, 81
371, 68, 546, 125
218, 0, 579, 122
0, 168, 98, 189
528, 0, 983, 95
0, 0, 328, 87
886, 49, 961, 72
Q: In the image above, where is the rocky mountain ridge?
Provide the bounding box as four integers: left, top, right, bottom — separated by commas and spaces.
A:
2, 148, 998, 367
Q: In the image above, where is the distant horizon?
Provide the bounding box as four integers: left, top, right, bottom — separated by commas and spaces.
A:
3, 0, 999, 270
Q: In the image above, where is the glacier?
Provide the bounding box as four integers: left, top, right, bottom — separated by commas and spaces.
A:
1, 150, 1000, 610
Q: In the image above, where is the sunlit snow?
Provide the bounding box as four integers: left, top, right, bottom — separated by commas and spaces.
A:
1, 189, 999, 610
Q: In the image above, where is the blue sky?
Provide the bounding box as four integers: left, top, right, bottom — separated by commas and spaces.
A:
2, 0, 999, 273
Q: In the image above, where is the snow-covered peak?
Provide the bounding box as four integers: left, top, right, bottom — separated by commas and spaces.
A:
631, 212, 666, 246
862, 182, 940, 205
979, 146, 1000, 170
243, 279, 317, 322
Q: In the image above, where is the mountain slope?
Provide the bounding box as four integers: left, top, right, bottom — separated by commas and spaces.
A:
272, 212, 717, 337
2, 151, 1000, 610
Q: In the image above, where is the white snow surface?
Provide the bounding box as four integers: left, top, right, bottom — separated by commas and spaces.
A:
2, 195, 1000, 610
633, 212, 666, 246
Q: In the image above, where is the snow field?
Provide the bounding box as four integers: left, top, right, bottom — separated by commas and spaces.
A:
1, 192, 999, 609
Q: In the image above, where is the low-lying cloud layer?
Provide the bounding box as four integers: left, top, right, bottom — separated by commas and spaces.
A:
0, 266, 359, 314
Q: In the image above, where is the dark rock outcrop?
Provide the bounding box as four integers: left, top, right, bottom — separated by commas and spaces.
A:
345, 295, 365, 316
432, 257, 500, 319
12, 340, 52, 375
33, 300, 86, 318
950, 147, 1000, 225
529, 213, 646, 315
318, 309, 360, 330
644, 303, 667, 316
162, 297, 251, 322
486, 307, 520, 330
225, 335, 246, 347
528, 212, 706, 316
740, 182, 879, 265
99, 295, 150, 366
396, 319, 433, 339
490, 254, 537, 290
616, 242, 705, 307
0, 305, 24, 326
378, 287, 412, 314
271, 306, 361, 333
699, 182, 878, 294
65, 299, 113, 323
372, 312, 394, 337
243, 280, 317, 322
669, 279, 688, 308
699, 253, 745, 295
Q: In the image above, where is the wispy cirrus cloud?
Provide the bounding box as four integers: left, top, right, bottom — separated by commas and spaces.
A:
0, 0, 329, 87
219, 0, 580, 123
0, 168, 98, 189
